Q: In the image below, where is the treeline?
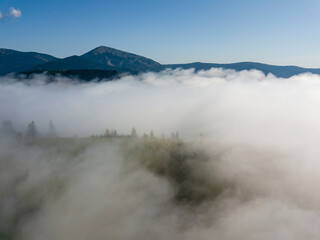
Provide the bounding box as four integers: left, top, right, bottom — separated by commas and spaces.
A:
99, 127, 180, 140
0, 120, 57, 139
0, 120, 180, 140
19, 69, 119, 82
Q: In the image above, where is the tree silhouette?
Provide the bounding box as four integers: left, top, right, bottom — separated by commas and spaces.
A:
48, 120, 57, 137
112, 129, 118, 137
105, 128, 111, 137
26, 121, 37, 138
1, 120, 14, 135
131, 127, 137, 137
150, 130, 154, 138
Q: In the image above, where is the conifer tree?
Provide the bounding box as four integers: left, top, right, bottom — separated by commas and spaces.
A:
105, 128, 111, 137
113, 129, 118, 136
1, 120, 14, 135
131, 127, 137, 137
48, 120, 57, 137
26, 121, 37, 138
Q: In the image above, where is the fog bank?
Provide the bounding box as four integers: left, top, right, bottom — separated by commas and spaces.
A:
1, 68, 320, 239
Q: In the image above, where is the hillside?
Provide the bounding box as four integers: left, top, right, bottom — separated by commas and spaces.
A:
21, 69, 119, 81
0, 48, 57, 75
31, 55, 108, 71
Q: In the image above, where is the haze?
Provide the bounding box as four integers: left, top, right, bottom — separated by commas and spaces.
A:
1, 69, 320, 239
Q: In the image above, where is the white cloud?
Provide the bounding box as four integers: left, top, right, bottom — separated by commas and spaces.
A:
0, 7, 22, 20
3, 68, 320, 239
9, 7, 21, 18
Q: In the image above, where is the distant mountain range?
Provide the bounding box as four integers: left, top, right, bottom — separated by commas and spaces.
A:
166, 62, 320, 78
1, 46, 320, 80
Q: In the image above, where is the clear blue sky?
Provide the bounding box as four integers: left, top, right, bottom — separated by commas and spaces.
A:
1, 0, 320, 67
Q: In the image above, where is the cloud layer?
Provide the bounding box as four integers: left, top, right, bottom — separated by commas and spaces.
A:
1, 68, 320, 140
2, 68, 320, 239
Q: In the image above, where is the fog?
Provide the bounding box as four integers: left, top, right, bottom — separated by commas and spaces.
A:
1, 68, 320, 239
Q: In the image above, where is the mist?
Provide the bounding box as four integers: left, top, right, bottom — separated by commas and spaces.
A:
1, 68, 320, 239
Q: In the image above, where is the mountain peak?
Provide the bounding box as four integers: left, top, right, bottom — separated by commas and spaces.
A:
81, 46, 164, 73
93, 46, 113, 54
90, 46, 128, 55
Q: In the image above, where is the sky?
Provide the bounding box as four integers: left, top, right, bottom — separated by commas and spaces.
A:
1, 0, 320, 67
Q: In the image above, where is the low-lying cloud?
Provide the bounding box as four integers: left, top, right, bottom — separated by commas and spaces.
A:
1, 68, 320, 239
1, 68, 320, 141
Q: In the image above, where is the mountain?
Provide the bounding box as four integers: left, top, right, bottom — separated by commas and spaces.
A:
31, 55, 108, 71
81, 46, 164, 73
1, 46, 320, 78
165, 62, 320, 78
21, 46, 164, 74
0, 48, 58, 75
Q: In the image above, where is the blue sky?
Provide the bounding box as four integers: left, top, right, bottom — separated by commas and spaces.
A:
1, 0, 320, 67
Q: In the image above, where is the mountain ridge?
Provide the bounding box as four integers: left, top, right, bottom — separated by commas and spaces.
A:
1, 46, 320, 78
0, 48, 58, 75
165, 62, 320, 78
